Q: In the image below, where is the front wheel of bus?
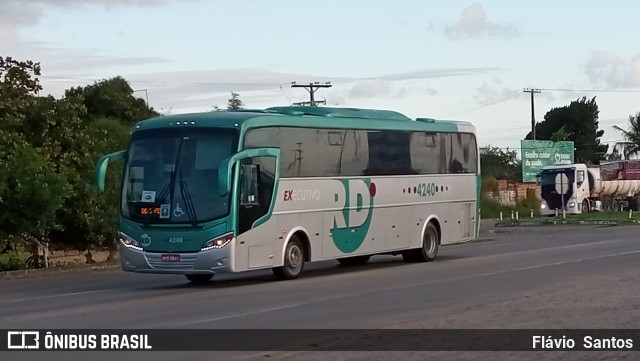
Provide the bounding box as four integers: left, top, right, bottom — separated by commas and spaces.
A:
273, 236, 305, 280
185, 274, 213, 284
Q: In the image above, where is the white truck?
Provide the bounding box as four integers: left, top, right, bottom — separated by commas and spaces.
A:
538, 160, 640, 215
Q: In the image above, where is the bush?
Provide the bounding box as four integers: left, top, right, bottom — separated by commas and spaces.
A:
480, 197, 509, 219
515, 190, 541, 215
480, 189, 541, 219
0, 252, 28, 272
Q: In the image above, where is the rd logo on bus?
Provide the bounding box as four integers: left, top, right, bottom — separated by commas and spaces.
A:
330, 179, 376, 253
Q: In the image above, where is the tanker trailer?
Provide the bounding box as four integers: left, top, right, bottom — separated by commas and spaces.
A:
539, 161, 640, 215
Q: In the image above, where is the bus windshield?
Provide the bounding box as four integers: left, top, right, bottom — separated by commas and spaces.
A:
121, 127, 239, 225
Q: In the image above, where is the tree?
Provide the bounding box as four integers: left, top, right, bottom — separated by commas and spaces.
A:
1, 56, 134, 258
0, 57, 42, 132
227, 92, 244, 110
550, 126, 571, 141
525, 96, 608, 164
65, 76, 159, 123
613, 112, 640, 159
0, 132, 67, 243
480, 146, 522, 182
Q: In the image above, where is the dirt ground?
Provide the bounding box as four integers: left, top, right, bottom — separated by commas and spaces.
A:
47, 249, 114, 267
233, 259, 639, 361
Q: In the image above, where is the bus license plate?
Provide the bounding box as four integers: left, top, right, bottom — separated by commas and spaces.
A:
161, 254, 180, 262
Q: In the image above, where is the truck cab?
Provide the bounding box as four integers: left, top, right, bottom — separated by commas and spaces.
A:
538, 163, 593, 215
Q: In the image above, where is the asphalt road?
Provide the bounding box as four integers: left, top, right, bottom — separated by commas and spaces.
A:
1, 224, 639, 360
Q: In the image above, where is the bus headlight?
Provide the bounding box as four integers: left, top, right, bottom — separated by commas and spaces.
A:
201, 232, 234, 251
119, 232, 142, 251
569, 201, 576, 208
541, 203, 546, 209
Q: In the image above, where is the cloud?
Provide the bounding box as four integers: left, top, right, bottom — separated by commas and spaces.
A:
474, 78, 522, 104
585, 51, 640, 88
0, 0, 188, 40
348, 80, 394, 99
347, 80, 440, 100
34, 66, 491, 112
6, 40, 167, 81
377, 67, 499, 81
443, 3, 521, 40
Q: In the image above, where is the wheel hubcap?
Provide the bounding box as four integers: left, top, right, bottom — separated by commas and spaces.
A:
426, 230, 437, 255
288, 245, 302, 269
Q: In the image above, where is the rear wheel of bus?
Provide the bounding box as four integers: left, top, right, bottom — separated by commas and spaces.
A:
272, 235, 305, 280
403, 222, 439, 263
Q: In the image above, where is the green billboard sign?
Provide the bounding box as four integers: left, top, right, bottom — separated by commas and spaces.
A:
521, 140, 575, 182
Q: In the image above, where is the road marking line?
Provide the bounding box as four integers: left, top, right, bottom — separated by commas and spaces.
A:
0, 287, 128, 304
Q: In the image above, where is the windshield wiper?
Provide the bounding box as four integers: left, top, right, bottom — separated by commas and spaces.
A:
178, 168, 198, 226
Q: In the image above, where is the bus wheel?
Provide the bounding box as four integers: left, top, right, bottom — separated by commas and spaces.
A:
337, 255, 371, 266
582, 200, 590, 213
185, 274, 213, 284
273, 235, 305, 280
403, 222, 439, 263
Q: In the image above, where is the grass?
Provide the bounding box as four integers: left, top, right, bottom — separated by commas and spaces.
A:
495, 210, 640, 223
480, 195, 541, 219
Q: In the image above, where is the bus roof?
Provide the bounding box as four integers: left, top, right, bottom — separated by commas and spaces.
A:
132, 106, 475, 134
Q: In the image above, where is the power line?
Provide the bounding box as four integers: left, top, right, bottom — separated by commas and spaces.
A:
540, 88, 640, 93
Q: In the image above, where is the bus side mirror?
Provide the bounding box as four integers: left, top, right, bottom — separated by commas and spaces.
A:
218, 147, 280, 197
239, 164, 260, 206
95, 150, 126, 192
577, 171, 585, 184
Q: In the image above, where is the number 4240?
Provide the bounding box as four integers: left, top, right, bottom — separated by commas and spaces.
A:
417, 182, 437, 197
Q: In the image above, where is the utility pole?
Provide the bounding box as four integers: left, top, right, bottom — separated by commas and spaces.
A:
523, 88, 541, 140
133, 89, 149, 105
291, 81, 332, 106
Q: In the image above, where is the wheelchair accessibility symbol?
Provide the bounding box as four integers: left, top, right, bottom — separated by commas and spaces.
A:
173, 203, 185, 218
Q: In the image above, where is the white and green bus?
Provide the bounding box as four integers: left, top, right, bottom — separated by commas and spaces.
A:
95, 106, 480, 283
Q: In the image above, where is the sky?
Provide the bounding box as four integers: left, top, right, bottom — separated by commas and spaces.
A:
3, 0, 640, 153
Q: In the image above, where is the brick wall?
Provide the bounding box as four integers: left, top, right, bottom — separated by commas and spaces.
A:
485, 180, 540, 206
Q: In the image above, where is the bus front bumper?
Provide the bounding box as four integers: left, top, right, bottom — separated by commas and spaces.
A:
119, 246, 233, 275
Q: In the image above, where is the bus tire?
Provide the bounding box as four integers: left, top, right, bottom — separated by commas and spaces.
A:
403, 222, 439, 263
337, 255, 371, 266
185, 274, 213, 284
272, 235, 305, 280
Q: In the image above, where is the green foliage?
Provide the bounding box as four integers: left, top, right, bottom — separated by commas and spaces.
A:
514, 190, 540, 214
480, 146, 521, 182
480, 197, 508, 219
481, 177, 499, 195
65, 76, 159, 123
0, 57, 42, 132
227, 92, 244, 110
0, 252, 28, 272
613, 112, 640, 159
0, 132, 68, 241
525, 96, 608, 164
550, 126, 571, 141
481, 187, 540, 219
0, 56, 134, 265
